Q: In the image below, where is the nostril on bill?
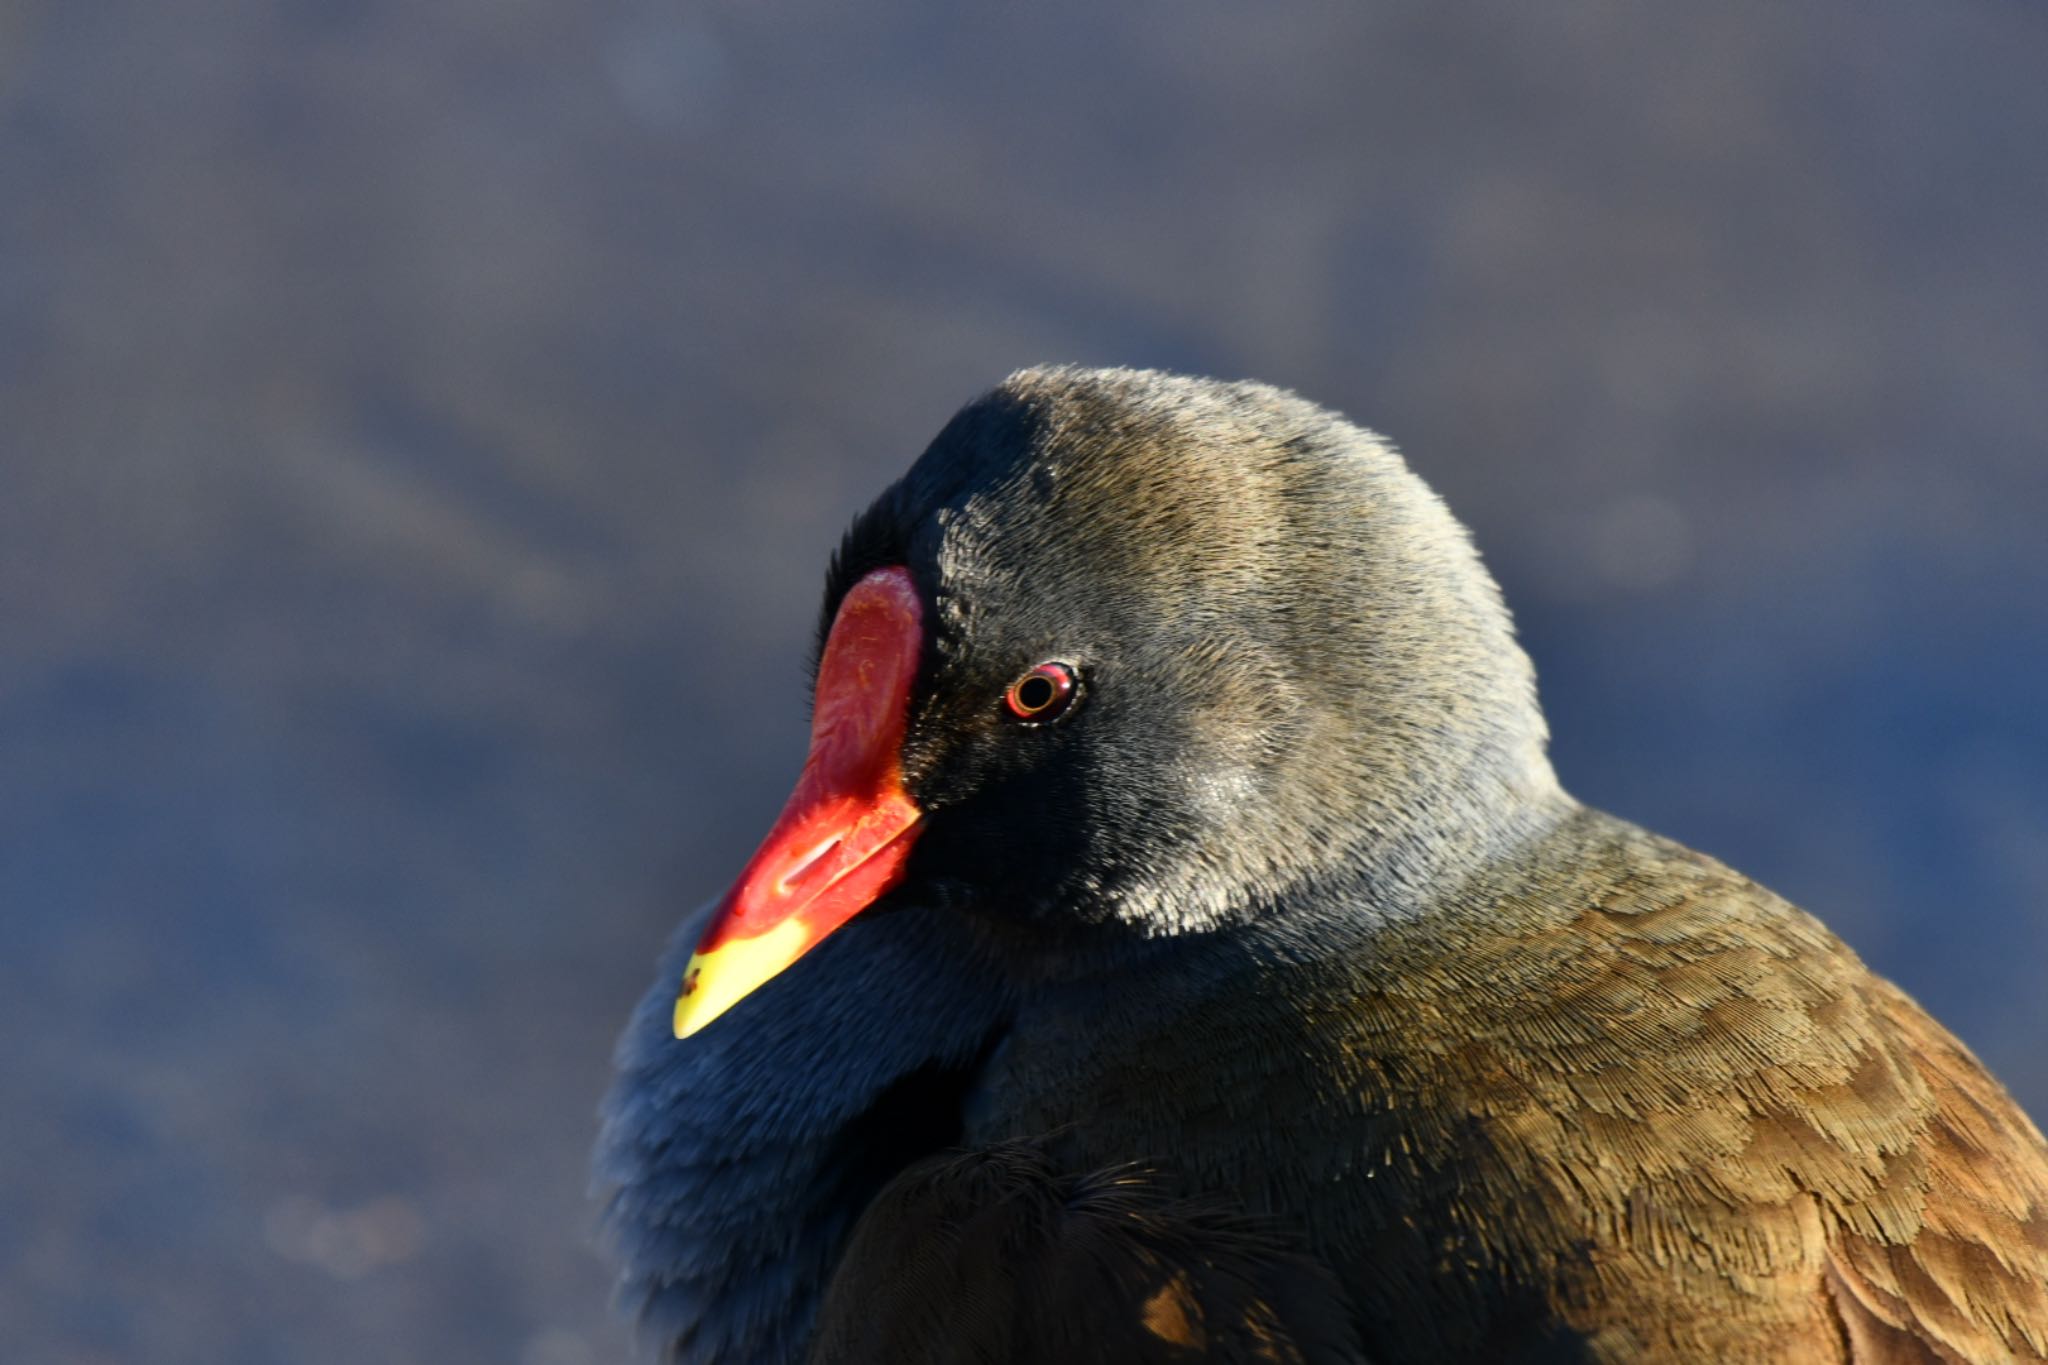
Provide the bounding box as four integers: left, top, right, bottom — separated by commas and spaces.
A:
777, 837, 842, 896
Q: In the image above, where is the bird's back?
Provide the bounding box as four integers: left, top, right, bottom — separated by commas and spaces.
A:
967, 804, 2048, 1362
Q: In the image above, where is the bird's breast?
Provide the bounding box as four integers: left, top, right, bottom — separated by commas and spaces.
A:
963, 939, 1387, 1217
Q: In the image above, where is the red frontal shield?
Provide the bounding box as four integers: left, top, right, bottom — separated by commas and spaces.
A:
672, 567, 926, 1037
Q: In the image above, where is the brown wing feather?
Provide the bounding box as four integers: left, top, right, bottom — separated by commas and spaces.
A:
1820, 979, 2048, 1362
1291, 811, 2048, 1361
1453, 819, 2048, 1361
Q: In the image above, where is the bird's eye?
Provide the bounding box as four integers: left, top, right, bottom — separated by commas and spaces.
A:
1002, 662, 1080, 724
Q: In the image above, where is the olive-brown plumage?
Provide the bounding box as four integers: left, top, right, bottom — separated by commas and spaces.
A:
600, 368, 2048, 1364
978, 807, 2048, 1362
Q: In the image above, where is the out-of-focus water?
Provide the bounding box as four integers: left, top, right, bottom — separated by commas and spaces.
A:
3, 3, 2044, 1361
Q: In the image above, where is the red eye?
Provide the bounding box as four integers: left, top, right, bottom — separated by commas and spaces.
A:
1003, 662, 1079, 723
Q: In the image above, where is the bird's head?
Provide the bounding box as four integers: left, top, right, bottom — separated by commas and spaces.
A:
674, 367, 1561, 1037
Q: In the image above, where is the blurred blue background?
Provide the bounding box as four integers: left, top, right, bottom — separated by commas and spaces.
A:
3, 3, 2045, 1362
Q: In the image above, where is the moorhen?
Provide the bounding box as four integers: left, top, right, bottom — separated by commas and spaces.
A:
599, 368, 2048, 1363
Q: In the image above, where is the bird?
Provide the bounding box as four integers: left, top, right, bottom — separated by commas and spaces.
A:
596, 367, 2048, 1363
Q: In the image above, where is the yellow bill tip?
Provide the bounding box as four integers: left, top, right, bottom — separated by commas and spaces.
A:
672, 917, 813, 1038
